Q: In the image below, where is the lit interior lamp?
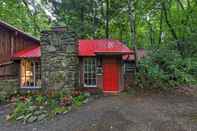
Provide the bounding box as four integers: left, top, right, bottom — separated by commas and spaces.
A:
26, 71, 33, 76
24, 71, 33, 87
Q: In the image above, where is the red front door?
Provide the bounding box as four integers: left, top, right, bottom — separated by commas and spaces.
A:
103, 57, 119, 92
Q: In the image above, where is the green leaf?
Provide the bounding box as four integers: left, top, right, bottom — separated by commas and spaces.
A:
34, 110, 42, 115
27, 116, 37, 123
37, 114, 47, 121
24, 113, 32, 120
16, 115, 25, 121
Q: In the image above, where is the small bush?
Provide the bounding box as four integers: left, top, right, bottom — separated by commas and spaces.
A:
136, 47, 197, 90
0, 89, 19, 105
72, 92, 90, 106
7, 98, 48, 123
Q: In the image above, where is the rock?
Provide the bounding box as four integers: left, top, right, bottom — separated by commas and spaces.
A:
47, 45, 56, 52
0, 79, 19, 100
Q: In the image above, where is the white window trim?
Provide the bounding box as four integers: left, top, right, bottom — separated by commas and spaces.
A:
84, 84, 97, 88
83, 58, 97, 88
21, 86, 41, 89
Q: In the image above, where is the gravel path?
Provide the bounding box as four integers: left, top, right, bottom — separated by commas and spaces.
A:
0, 94, 197, 131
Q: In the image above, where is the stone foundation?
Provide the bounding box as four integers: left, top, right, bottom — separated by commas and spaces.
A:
0, 78, 19, 96
40, 27, 79, 91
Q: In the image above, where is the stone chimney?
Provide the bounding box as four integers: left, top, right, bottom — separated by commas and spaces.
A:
40, 27, 79, 91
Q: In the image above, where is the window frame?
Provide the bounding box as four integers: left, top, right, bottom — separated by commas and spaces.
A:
20, 59, 41, 89
83, 57, 97, 88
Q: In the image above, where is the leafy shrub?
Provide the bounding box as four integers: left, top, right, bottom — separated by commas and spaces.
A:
7, 97, 48, 123
136, 47, 197, 90
72, 92, 90, 106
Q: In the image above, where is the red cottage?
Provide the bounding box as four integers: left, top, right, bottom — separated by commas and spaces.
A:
78, 40, 132, 93
0, 21, 143, 94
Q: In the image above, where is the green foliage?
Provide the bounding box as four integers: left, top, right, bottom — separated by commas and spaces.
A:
0, 0, 51, 37
136, 47, 197, 90
34, 95, 46, 105
8, 97, 47, 123
72, 93, 90, 106
7, 90, 90, 123
52, 107, 69, 115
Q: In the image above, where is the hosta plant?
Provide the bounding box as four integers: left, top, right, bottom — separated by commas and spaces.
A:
7, 90, 90, 123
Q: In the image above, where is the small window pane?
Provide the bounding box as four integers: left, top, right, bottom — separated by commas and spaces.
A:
20, 60, 41, 88
83, 58, 96, 87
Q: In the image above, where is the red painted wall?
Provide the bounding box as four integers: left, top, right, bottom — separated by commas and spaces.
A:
79, 56, 126, 93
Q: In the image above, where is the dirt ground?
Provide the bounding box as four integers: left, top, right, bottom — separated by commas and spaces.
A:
0, 93, 197, 131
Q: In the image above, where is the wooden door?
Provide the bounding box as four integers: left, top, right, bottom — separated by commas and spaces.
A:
103, 57, 119, 92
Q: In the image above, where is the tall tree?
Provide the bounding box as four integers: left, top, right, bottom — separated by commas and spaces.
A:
158, 7, 163, 45
162, 1, 180, 51
105, 0, 110, 38
0, 0, 51, 37
128, 0, 138, 68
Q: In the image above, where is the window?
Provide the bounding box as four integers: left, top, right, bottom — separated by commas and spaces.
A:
83, 58, 96, 87
124, 61, 136, 73
20, 59, 41, 88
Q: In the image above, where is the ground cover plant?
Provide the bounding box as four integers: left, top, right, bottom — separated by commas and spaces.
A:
6, 90, 90, 124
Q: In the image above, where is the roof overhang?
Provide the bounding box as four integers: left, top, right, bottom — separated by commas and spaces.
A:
122, 49, 145, 61
78, 39, 132, 57
95, 51, 132, 55
12, 46, 41, 59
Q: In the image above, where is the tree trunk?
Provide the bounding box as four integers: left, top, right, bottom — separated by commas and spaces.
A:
105, 0, 109, 39
128, 0, 138, 68
92, 0, 98, 38
158, 8, 163, 45
148, 22, 154, 47
162, 2, 180, 48
80, 7, 84, 38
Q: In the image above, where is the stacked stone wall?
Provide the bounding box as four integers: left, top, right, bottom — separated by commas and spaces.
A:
40, 27, 79, 90
0, 78, 19, 97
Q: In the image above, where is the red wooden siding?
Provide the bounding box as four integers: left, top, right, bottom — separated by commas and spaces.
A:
0, 62, 18, 79
0, 22, 40, 79
0, 62, 19, 79
0, 27, 39, 63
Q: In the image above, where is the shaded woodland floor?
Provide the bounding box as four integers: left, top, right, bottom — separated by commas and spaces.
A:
0, 93, 197, 131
